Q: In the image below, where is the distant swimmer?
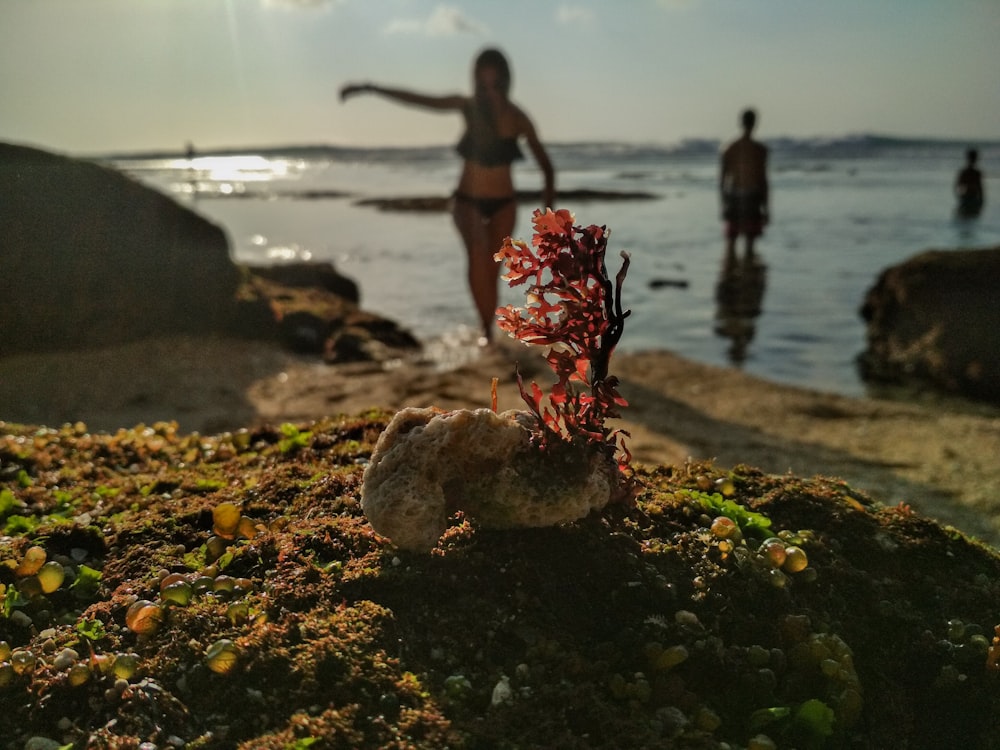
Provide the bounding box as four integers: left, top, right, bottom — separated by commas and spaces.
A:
955, 148, 984, 218
184, 142, 198, 197
720, 108, 769, 261
340, 48, 555, 345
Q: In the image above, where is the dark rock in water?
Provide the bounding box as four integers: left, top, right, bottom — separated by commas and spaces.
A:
275, 310, 329, 354
356, 188, 659, 213
0, 143, 418, 364
323, 311, 421, 364
0, 142, 241, 355
237, 266, 420, 361
245, 261, 360, 305
356, 195, 452, 212
858, 247, 1000, 403
648, 277, 690, 289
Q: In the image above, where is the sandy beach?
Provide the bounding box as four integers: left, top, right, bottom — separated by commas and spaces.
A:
2, 333, 998, 547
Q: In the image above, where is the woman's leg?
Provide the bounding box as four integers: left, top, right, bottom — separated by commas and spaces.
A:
452, 199, 516, 342
480, 202, 516, 341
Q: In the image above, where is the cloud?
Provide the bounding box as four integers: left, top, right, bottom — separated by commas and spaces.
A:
655, 0, 701, 10
261, 0, 343, 10
556, 5, 596, 25
384, 4, 486, 36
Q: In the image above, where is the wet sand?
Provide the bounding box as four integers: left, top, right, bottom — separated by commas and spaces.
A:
2, 333, 998, 546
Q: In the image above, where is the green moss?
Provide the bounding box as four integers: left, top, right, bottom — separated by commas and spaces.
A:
680, 488, 773, 538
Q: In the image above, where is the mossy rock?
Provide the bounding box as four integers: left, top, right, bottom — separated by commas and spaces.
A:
0, 415, 998, 748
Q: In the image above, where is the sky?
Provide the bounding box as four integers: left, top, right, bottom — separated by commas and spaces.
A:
2, 0, 999, 155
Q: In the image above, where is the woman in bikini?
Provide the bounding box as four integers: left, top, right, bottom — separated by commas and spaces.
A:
340, 48, 556, 344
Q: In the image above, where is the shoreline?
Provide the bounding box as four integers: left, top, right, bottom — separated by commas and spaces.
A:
1, 333, 998, 546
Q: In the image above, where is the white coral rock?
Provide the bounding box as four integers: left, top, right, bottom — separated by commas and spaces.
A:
360, 407, 617, 552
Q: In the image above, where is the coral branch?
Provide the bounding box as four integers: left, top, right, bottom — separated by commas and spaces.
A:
494, 209, 632, 468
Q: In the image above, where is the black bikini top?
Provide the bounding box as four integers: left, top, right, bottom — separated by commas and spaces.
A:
455, 104, 524, 166
456, 131, 523, 166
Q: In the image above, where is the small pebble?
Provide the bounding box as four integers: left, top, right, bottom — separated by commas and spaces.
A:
53, 648, 79, 671
491, 675, 512, 706
655, 705, 689, 734
24, 738, 63, 750
11, 650, 37, 675
10, 611, 32, 628
675, 610, 701, 629
67, 663, 91, 687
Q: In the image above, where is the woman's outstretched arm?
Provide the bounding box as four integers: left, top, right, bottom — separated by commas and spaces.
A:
340, 83, 465, 112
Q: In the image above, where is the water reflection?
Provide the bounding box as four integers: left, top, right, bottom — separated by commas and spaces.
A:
155, 155, 305, 199
953, 214, 982, 245
168, 155, 293, 181
243, 233, 314, 263
714, 250, 767, 365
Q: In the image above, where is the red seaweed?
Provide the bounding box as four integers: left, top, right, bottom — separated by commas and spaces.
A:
494, 209, 632, 471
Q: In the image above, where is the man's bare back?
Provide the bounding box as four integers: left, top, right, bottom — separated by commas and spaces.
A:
721, 137, 768, 195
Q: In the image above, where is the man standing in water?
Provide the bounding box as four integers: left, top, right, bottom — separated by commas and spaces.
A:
955, 148, 984, 218
720, 108, 769, 260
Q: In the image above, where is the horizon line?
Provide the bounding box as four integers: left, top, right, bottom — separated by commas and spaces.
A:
5, 132, 999, 161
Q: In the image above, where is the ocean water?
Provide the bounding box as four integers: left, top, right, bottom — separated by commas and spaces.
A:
109, 137, 1000, 398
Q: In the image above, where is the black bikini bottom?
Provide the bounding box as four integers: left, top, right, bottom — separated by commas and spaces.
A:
453, 191, 516, 219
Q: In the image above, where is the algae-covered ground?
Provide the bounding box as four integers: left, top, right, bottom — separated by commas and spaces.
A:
2, 414, 999, 749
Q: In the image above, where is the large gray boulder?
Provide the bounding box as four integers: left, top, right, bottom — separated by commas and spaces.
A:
0, 142, 418, 363
858, 247, 1000, 403
0, 142, 242, 354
